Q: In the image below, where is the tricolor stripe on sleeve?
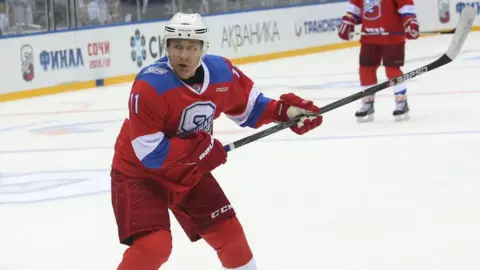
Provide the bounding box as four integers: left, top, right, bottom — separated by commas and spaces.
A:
398, 5, 416, 17
346, 4, 362, 22
227, 85, 271, 128
131, 131, 170, 169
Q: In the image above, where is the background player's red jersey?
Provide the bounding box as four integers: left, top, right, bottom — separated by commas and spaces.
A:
347, 0, 416, 44
112, 55, 278, 192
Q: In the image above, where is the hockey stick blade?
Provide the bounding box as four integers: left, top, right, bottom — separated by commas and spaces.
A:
445, 6, 476, 60
223, 6, 475, 153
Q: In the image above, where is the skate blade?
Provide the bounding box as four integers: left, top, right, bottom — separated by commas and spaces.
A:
394, 113, 410, 122
356, 114, 374, 123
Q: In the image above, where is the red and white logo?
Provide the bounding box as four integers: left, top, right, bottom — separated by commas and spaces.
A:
438, 0, 451, 23
20, 45, 34, 82
364, 0, 382, 20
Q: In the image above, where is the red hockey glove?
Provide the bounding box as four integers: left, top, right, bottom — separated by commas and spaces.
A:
338, 14, 356, 41
403, 16, 419, 40
275, 93, 323, 135
187, 131, 227, 175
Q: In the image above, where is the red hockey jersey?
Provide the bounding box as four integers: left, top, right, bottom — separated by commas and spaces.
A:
347, 0, 416, 44
111, 55, 278, 192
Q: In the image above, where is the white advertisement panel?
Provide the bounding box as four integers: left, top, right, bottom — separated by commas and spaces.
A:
452, 0, 480, 25
0, 23, 169, 94
207, 2, 347, 59
1, 29, 116, 94
416, 0, 457, 30
416, 0, 480, 30
0, 2, 349, 95
119, 2, 348, 70
121, 22, 168, 73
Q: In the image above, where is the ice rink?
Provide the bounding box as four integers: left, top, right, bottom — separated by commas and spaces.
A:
1, 32, 480, 270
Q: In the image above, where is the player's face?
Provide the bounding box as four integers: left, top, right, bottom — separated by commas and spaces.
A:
167, 39, 203, 79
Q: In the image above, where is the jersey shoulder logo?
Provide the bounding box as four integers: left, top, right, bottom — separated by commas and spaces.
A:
143, 66, 169, 75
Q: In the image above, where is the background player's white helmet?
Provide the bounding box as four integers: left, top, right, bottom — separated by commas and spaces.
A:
162, 12, 209, 67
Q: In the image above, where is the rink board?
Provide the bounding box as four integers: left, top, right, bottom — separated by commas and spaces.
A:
0, 0, 479, 101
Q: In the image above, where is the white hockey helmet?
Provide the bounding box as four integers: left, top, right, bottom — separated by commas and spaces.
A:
162, 12, 209, 67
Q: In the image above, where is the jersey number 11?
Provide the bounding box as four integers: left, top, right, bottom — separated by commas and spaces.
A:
130, 93, 140, 114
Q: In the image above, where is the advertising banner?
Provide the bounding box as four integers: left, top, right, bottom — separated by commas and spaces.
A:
0, 1, 478, 97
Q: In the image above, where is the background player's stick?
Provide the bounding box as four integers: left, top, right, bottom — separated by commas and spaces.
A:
351, 28, 456, 37
223, 6, 475, 153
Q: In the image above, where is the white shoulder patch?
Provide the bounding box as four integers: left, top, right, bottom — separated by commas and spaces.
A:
143, 66, 169, 75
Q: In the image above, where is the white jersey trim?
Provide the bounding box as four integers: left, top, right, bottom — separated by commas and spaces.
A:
226, 85, 261, 126
131, 131, 166, 161
398, 5, 416, 15
224, 258, 257, 269
347, 3, 361, 17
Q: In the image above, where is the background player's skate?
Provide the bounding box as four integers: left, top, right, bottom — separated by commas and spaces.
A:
355, 95, 375, 123
393, 94, 410, 121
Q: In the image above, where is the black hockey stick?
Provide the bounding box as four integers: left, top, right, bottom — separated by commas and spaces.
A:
223, 6, 475, 153
351, 28, 456, 37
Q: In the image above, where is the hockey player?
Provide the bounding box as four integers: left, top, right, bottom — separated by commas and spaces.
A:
338, 0, 419, 122
110, 12, 324, 270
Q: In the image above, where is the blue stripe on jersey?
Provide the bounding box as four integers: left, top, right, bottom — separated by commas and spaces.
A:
401, 13, 416, 18
135, 55, 232, 96
240, 93, 271, 128
135, 61, 182, 96
203, 55, 233, 84
141, 137, 171, 169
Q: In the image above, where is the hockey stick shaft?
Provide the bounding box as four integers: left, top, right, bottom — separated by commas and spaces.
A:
351, 28, 456, 37
224, 56, 448, 152
223, 6, 475, 153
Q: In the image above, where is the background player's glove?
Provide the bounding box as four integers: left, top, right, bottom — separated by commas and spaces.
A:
338, 14, 356, 41
275, 93, 323, 135
403, 16, 419, 39
187, 131, 227, 174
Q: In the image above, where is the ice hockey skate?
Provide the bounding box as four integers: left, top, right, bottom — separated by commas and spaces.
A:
355, 95, 375, 123
393, 94, 410, 121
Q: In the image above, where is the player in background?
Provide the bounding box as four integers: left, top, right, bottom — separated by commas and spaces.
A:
110, 12, 324, 270
338, 0, 419, 122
